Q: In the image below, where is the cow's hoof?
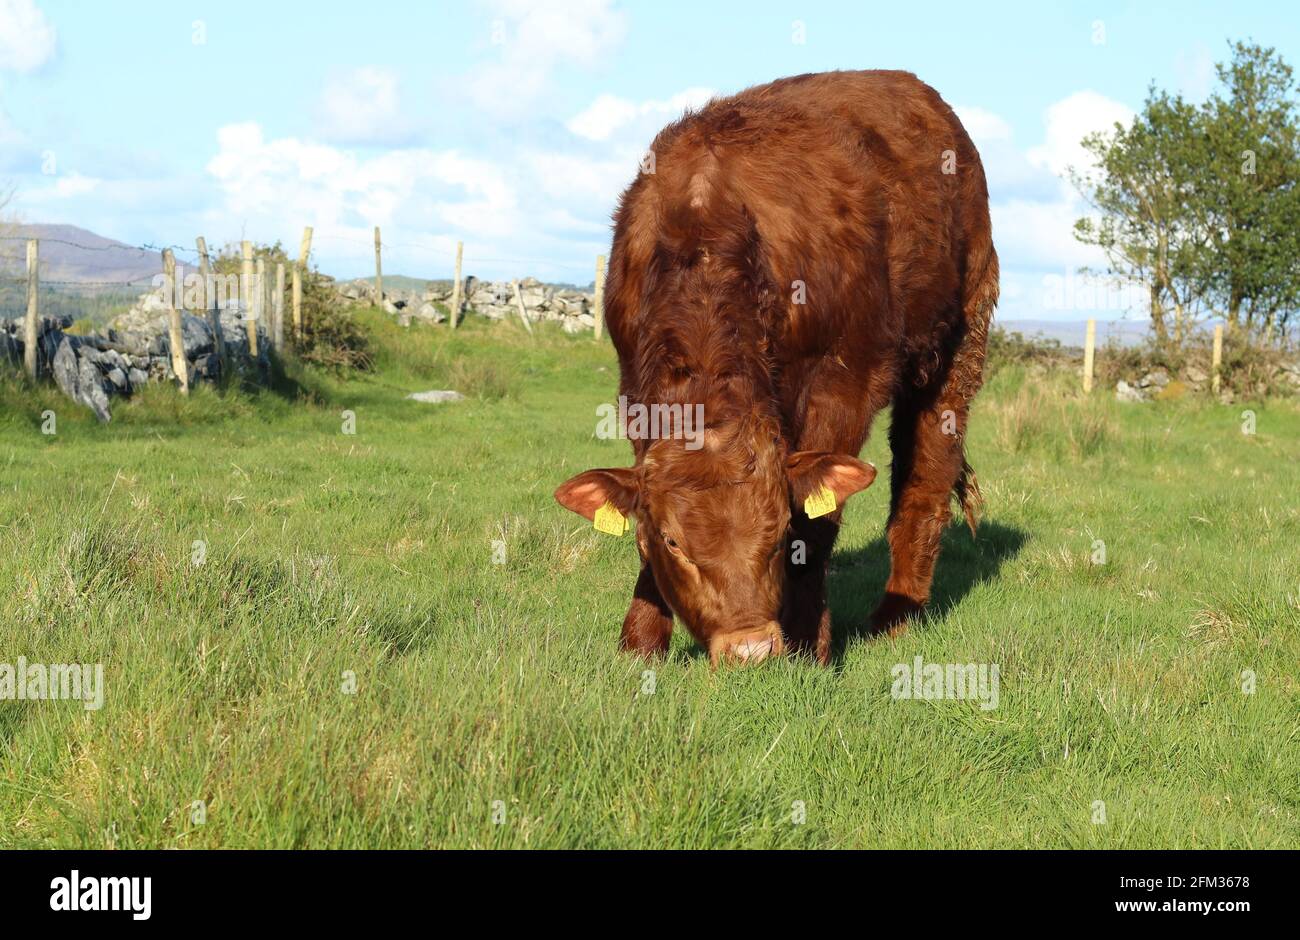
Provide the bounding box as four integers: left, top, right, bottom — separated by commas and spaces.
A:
869, 592, 925, 638
710, 623, 785, 666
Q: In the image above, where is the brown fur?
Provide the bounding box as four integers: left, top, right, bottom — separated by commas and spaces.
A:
556, 70, 998, 664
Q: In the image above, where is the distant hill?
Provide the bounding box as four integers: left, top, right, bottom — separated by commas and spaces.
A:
0, 224, 163, 286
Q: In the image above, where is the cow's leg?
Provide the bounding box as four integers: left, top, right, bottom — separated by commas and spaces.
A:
783, 363, 896, 663
620, 563, 674, 656
782, 514, 839, 663
872, 319, 987, 636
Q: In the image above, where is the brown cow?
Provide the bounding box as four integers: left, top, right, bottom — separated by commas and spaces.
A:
556, 70, 998, 665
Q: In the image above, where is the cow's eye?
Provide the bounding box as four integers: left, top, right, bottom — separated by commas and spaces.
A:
662, 532, 679, 550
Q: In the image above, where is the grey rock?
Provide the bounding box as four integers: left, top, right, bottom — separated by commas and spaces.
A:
181, 315, 214, 358
51, 337, 112, 422
406, 389, 465, 404
191, 354, 220, 381
51, 337, 80, 400
1136, 367, 1170, 389
77, 355, 112, 423
1115, 380, 1148, 403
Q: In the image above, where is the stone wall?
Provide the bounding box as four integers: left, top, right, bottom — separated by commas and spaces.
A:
1, 290, 266, 422
336, 276, 597, 333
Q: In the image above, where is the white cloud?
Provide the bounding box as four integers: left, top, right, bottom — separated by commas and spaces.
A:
566, 94, 637, 142
525, 149, 630, 205
203, 122, 606, 277
991, 198, 1100, 272
200, 78, 724, 280
1027, 90, 1133, 180
0, 0, 56, 72
974, 92, 1135, 321
30, 171, 99, 199
954, 105, 1012, 143
568, 87, 715, 142
207, 123, 515, 236
464, 0, 629, 117
315, 67, 409, 145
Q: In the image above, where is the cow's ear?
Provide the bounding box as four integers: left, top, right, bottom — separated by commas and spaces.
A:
786, 452, 876, 511
554, 467, 640, 522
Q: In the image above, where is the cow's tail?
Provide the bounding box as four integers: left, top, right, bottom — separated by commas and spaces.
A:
954, 458, 982, 537
951, 223, 998, 540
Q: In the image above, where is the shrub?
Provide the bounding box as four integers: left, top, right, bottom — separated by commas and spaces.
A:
1095, 327, 1298, 398
211, 241, 373, 373
986, 326, 1069, 377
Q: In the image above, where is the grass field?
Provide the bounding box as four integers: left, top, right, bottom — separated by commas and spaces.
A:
1, 310, 1297, 849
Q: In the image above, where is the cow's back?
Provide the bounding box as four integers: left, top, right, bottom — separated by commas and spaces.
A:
606, 70, 993, 405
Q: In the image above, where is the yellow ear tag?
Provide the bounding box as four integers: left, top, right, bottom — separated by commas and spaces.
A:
804, 484, 837, 519
593, 501, 629, 536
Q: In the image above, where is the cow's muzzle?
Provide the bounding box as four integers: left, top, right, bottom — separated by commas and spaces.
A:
709, 621, 785, 666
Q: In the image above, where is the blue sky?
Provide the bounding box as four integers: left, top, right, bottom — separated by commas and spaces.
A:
2, 0, 1298, 319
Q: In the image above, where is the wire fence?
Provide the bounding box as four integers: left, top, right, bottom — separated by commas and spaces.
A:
0, 230, 598, 304
0, 227, 612, 355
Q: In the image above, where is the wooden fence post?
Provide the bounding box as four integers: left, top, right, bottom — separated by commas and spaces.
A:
1082, 318, 1096, 394
240, 241, 257, 357
450, 240, 463, 329
196, 236, 224, 371
293, 226, 313, 342
374, 226, 383, 303
23, 239, 38, 379
291, 267, 303, 344
593, 254, 607, 340
511, 279, 534, 336
163, 249, 190, 394
1212, 324, 1224, 395
273, 262, 286, 352
254, 257, 266, 358
194, 236, 209, 310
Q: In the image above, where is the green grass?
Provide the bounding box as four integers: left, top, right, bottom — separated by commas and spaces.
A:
1, 309, 1297, 848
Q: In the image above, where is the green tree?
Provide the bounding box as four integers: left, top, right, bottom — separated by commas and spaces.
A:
213, 241, 371, 371
1070, 89, 1207, 343
1197, 41, 1300, 336
1071, 41, 1300, 344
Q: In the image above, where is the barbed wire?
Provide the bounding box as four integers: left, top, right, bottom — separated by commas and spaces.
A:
0, 277, 158, 288
311, 231, 598, 273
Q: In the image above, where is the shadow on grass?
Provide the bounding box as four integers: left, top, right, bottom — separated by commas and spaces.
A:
250, 350, 319, 403
826, 520, 1028, 661
668, 520, 1028, 666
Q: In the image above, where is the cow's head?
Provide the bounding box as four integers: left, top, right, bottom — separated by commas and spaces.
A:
555, 417, 874, 664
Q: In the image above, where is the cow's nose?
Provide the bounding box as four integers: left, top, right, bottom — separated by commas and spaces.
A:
710, 621, 785, 666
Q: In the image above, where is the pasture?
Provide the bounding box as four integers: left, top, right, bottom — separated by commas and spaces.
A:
1, 311, 1296, 848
